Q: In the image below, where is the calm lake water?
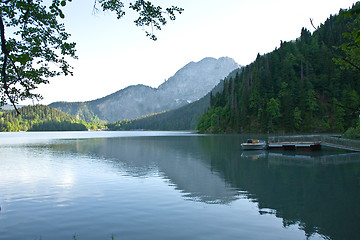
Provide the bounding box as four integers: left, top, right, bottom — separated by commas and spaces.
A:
0, 131, 359, 240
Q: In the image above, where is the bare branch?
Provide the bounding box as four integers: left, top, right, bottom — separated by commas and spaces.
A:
310, 18, 317, 31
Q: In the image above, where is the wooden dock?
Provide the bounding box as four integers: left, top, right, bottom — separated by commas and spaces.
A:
267, 135, 360, 152
268, 142, 322, 151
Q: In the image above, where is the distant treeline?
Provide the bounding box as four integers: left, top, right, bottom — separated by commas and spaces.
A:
49, 101, 103, 123
106, 98, 207, 131
197, 5, 360, 134
0, 105, 105, 132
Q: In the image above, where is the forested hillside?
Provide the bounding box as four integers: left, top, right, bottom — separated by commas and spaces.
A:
197, 6, 360, 134
0, 105, 104, 132
106, 103, 202, 131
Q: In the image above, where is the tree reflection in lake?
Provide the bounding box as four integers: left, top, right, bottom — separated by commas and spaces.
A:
199, 135, 360, 240
42, 134, 360, 240
47, 136, 240, 204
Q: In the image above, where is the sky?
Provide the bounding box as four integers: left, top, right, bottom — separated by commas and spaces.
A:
27, 0, 357, 105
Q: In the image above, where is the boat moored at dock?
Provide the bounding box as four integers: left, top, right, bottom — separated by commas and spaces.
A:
241, 135, 360, 152
241, 139, 267, 150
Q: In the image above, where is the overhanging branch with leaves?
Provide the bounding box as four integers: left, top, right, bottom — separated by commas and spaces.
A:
0, 0, 183, 112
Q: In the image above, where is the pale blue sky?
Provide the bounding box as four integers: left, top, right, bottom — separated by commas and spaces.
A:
31, 0, 357, 104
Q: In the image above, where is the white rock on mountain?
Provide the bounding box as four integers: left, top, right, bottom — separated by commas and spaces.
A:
158, 57, 238, 102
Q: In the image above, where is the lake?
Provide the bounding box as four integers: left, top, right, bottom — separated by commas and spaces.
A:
0, 131, 359, 240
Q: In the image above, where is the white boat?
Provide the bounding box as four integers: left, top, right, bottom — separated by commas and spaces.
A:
241, 139, 267, 150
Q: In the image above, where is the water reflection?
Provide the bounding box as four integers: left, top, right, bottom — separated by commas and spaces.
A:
241, 150, 267, 160
268, 151, 360, 166
34, 134, 360, 240
203, 136, 360, 240
45, 136, 240, 204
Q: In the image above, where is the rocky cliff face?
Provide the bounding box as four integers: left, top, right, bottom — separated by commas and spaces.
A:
50, 57, 238, 122
158, 57, 238, 102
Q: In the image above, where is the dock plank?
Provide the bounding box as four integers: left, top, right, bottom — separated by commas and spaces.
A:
267, 142, 321, 150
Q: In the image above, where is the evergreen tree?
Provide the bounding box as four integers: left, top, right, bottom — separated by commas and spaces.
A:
197, 5, 360, 134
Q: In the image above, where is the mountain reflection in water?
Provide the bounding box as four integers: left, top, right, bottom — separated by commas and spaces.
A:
43, 134, 360, 240
47, 136, 240, 204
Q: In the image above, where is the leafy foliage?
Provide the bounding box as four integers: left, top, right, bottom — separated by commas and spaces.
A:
95, 0, 183, 40
0, 105, 104, 131
197, 6, 360, 133
343, 119, 360, 139
334, 2, 360, 71
1, 0, 183, 110
127, 0, 183, 40
0, 0, 77, 112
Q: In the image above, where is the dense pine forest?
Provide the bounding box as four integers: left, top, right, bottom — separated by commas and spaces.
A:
0, 105, 104, 132
197, 5, 360, 134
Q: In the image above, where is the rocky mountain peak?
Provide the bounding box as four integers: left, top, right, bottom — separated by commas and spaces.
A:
50, 57, 239, 122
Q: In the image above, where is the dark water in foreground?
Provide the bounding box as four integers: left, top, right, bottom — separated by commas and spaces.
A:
0, 132, 359, 240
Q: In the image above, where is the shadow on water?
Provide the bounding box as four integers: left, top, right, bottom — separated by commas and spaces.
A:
39, 134, 360, 240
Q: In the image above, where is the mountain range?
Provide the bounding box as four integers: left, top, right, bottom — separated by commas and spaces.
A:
107, 68, 242, 131
50, 57, 238, 122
